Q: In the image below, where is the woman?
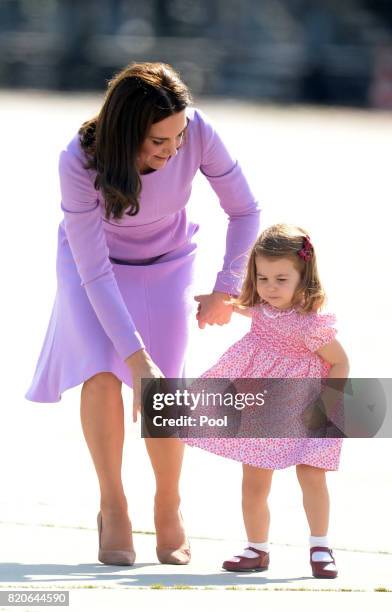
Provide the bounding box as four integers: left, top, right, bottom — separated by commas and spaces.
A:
25, 62, 260, 566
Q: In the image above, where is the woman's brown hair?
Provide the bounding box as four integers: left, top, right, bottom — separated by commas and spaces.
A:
236, 223, 326, 313
79, 62, 192, 220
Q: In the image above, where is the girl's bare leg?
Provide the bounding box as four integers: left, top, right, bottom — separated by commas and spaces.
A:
296, 464, 330, 535
80, 372, 132, 552
242, 464, 274, 542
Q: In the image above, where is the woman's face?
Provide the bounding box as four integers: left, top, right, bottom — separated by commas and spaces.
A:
138, 110, 188, 173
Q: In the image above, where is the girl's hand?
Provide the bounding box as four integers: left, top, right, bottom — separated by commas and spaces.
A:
194, 291, 233, 329
125, 349, 165, 423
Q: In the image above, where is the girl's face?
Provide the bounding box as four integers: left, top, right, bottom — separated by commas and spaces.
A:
255, 256, 302, 310
138, 110, 188, 173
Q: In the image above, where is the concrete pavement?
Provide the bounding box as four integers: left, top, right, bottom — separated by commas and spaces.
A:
1, 521, 391, 591
0, 521, 391, 611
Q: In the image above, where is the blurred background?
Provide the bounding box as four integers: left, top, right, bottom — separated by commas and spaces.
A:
1, 0, 392, 108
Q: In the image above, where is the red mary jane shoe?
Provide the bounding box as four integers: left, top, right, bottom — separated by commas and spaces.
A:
222, 547, 269, 573
310, 546, 338, 579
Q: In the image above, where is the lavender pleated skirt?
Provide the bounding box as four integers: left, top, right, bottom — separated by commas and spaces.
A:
25, 223, 197, 403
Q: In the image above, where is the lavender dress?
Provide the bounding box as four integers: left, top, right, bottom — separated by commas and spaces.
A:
25, 108, 260, 402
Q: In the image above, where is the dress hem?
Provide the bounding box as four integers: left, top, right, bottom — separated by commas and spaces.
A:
185, 442, 340, 471
24, 364, 134, 404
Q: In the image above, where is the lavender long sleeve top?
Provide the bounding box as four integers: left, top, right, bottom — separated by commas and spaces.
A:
59, 107, 261, 361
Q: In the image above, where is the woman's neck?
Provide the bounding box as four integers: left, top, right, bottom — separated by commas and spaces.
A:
138, 164, 156, 176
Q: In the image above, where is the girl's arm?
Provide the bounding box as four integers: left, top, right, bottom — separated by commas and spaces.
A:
195, 295, 253, 328
232, 304, 253, 318
316, 339, 350, 378
315, 339, 350, 422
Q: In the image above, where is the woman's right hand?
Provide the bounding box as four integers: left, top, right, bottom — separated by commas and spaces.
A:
125, 349, 165, 423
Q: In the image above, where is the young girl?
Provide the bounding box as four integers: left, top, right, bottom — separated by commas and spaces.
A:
187, 223, 349, 578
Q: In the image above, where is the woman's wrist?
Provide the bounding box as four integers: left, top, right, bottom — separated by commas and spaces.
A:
213, 290, 235, 309
213, 290, 234, 303
125, 348, 150, 371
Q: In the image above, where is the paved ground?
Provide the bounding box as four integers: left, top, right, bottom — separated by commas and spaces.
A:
1, 521, 391, 589
0, 430, 391, 610
0, 523, 391, 610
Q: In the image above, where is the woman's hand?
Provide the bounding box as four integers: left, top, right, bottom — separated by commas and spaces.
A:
194, 291, 233, 329
125, 349, 165, 423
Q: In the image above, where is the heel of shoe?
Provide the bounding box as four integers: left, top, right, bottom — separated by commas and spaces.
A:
154, 506, 191, 565
97, 511, 136, 566
156, 543, 191, 565
98, 549, 136, 566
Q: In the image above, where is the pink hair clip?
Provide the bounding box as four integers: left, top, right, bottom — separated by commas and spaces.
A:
297, 235, 313, 262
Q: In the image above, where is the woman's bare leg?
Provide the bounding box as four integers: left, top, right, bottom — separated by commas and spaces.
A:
144, 438, 186, 550
242, 464, 274, 542
80, 372, 132, 552
296, 464, 329, 535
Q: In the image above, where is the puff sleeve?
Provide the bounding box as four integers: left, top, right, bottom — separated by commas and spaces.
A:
303, 313, 337, 353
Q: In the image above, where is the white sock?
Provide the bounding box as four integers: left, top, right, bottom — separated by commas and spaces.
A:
229, 541, 269, 562
309, 535, 335, 565
248, 541, 270, 553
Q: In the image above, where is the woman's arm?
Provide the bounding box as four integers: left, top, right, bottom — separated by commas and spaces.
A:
197, 109, 261, 297
193, 109, 260, 328
59, 140, 145, 362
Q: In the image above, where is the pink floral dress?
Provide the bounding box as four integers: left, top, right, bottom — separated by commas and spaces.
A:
185, 302, 343, 470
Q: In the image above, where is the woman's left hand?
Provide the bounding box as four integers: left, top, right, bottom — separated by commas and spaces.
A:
194, 292, 233, 329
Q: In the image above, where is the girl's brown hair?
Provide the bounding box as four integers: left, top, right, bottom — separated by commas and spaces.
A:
236, 223, 326, 313
79, 62, 192, 220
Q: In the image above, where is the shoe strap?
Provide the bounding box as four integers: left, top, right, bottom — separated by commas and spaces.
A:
310, 546, 335, 562
246, 547, 268, 556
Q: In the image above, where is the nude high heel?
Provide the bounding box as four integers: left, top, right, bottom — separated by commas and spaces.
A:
155, 510, 191, 565
97, 511, 136, 566
156, 541, 191, 565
